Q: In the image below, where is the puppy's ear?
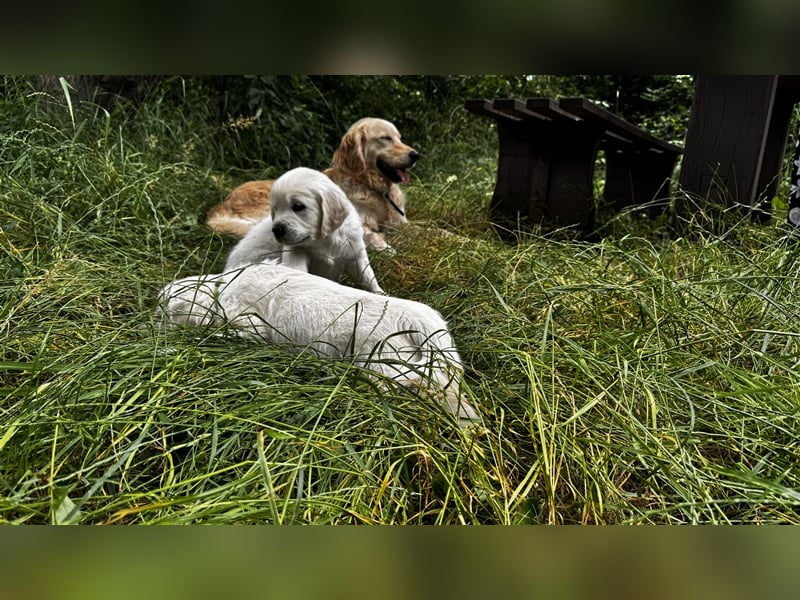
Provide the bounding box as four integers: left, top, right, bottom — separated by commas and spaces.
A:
319, 185, 350, 238
332, 126, 367, 176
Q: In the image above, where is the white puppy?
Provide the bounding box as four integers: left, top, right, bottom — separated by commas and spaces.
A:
224, 167, 383, 294
155, 263, 479, 426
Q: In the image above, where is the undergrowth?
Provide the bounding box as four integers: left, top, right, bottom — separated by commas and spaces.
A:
2, 76, 800, 524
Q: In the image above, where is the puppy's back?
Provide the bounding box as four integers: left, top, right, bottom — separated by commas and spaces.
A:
157, 264, 478, 425
155, 273, 227, 327
223, 217, 283, 270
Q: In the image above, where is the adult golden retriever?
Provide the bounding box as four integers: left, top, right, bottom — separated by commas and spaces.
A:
205, 117, 419, 251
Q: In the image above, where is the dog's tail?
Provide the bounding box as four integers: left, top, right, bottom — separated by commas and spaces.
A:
205, 205, 261, 238
205, 180, 274, 237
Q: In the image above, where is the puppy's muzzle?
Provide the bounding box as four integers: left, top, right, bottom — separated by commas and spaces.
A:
272, 221, 307, 245
272, 222, 287, 241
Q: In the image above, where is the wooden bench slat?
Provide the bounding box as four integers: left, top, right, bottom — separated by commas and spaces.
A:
464, 99, 522, 122
602, 130, 635, 145
526, 98, 582, 121
492, 98, 549, 121
558, 97, 682, 154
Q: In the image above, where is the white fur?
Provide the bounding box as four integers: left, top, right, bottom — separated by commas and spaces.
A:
224, 167, 383, 294
155, 263, 479, 426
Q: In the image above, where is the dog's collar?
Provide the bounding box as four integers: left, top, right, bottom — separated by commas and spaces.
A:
349, 174, 406, 218
382, 192, 406, 218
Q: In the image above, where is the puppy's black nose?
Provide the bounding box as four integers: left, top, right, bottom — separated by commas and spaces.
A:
408, 150, 420, 165
272, 222, 286, 241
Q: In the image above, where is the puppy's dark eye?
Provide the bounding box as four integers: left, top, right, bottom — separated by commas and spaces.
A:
380, 134, 392, 141
291, 201, 306, 213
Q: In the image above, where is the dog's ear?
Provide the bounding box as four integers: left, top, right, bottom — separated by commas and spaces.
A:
319, 184, 350, 238
332, 126, 367, 175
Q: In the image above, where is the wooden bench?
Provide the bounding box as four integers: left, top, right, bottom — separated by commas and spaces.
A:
465, 97, 683, 237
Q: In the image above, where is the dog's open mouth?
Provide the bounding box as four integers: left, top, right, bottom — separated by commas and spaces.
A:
377, 159, 411, 184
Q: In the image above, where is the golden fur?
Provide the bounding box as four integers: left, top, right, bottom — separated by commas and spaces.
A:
205, 117, 418, 250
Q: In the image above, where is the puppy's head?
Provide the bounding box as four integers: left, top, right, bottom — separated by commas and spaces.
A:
332, 117, 419, 184
270, 167, 350, 245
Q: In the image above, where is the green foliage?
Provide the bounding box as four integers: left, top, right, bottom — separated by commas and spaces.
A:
3, 75, 800, 525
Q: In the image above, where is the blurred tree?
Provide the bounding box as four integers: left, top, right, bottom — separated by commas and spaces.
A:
62, 75, 692, 173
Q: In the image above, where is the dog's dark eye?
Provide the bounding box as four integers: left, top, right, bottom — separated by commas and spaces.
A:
380, 134, 392, 141
291, 201, 306, 213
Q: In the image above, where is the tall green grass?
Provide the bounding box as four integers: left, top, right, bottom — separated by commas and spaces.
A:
2, 76, 800, 524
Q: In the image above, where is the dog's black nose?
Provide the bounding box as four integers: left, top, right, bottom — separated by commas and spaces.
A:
272, 223, 286, 240
408, 150, 420, 165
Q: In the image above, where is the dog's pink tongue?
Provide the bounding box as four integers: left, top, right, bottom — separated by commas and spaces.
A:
397, 169, 410, 184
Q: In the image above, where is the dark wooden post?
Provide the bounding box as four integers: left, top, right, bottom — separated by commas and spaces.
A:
752, 84, 797, 223
677, 75, 779, 228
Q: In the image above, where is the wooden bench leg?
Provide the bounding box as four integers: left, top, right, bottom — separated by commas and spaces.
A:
545, 126, 601, 233
604, 148, 678, 217
489, 121, 547, 237
487, 120, 550, 236
489, 121, 601, 236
